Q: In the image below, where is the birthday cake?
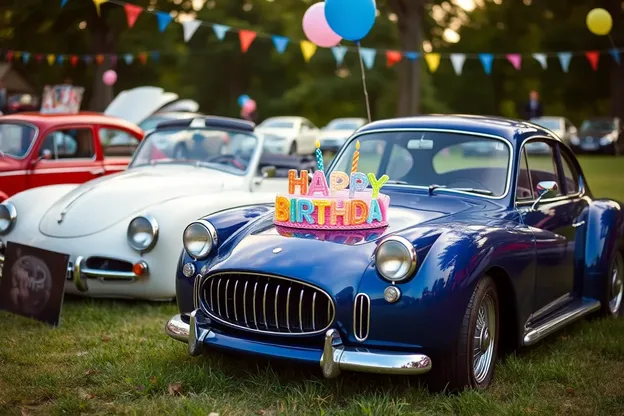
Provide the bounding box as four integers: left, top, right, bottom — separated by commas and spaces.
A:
274, 140, 390, 230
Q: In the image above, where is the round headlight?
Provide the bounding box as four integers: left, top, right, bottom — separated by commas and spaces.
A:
375, 236, 417, 282
183, 220, 217, 259
0, 202, 17, 235
127, 215, 159, 252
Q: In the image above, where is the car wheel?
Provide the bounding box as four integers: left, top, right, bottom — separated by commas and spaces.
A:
427, 276, 499, 392
289, 142, 297, 155
601, 251, 623, 316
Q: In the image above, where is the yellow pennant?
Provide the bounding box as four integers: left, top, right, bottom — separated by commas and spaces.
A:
13, 51, 21, 58
425, 53, 441, 73
92, 0, 109, 16
300, 40, 317, 63
47, 54, 55, 66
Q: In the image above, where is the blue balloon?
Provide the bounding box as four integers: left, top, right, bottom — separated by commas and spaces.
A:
238, 94, 250, 107
324, 0, 376, 42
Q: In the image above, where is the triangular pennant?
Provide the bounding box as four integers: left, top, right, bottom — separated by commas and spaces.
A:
182, 20, 202, 42
83, 55, 93, 65
61, 0, 68, 7
239, 30, 257, 53
359, 48, 376, 69
56, 55, 64, 65
150, 51, 160, 62
424, 53, 441, 73
386, 50, 402, 67
558, 52, 572, 72
155, 11, 172, 32
35, 54, 43, 63
532, 53, 547, 69
212, 24, 230, 40
13, 51, 21, 59
404, 51, 420, 61
70, 55, 79, 66
138, 52, 148, 64
5, 50, 13, 62
300, 40, 317, 62
449, 54, 466, 75
124, 54, 134, 65
109, 55, 117, 66
331, 45, 347, 66
22, 52, 30, 63
272, 36, 289, 54
92, 0, 108, 16
123, 3, 142, 28
506, 53, 521, 70
95, 54, 104, 65
610, 48, 621, 65
479, 53, 494, 74
47, 54, 55, 66
585, 51, 599, 71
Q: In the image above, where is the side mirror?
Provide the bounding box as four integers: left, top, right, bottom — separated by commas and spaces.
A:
33, 149, 52, 164
531, 181, 558, 210
261, 165, 277, 178
568, 126, 577, 135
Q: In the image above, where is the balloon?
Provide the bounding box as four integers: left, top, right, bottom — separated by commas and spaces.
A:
302, 3, 342, 48
586, 8, 612, 36
324, 0, 376, 42
238, 94, 250, 107
242, 99, 256, 113
102, 70, 117, 86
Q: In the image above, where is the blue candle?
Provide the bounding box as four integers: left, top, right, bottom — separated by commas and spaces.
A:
315, 139, 324, 172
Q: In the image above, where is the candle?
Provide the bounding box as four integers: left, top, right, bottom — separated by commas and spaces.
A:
315, 139, 324, 172
351, 140, 360, 174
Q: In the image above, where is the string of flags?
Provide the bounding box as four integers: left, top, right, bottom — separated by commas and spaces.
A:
16, 0, 624, 74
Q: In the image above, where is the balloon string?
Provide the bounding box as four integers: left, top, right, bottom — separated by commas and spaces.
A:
357, 42, 372, 124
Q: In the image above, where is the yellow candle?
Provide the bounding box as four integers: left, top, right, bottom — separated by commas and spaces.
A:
351, 140, 360, 174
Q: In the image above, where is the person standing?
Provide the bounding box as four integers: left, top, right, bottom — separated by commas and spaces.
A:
524, 90, 543, 119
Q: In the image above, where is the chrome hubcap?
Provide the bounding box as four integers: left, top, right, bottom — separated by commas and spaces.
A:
472, 294, 496, 384
609, 255, 623, 315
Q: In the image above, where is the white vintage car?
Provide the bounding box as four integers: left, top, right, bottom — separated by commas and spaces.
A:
0, 116, 313, 300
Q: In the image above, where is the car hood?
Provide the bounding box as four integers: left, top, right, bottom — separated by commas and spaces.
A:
104, 86, 178, 125
255, 128, 294, 138
39, 165, 239, 238
0, 156, 22, 172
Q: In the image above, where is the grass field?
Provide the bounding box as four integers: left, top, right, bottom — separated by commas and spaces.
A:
1, 156, 624, 416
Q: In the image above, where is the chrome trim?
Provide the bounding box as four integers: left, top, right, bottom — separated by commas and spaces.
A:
233, 280, 239, 322
127, 215, 159, 253
262, 282, 268, 329
299, 288, 304, 331
286, 286, 291, 332
312, 292, 317, 331
193, 274, 202, 309
353, 293, 371, 342
224, 280, 230, 319
522, 298, 601, 346
329, 128, 514, 200
243, 281, 249, 327
72, 255, 148, 292
0, 201, 17, 235
572, 221, 585, 228
526, 293, 574, 325
183, 219, 218, 260
374, 235, 417, 282
274, 285, 280, 332
216, 279, 222, 316
253, 281, 259, 330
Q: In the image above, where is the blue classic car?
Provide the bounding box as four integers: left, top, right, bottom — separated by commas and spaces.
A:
165, 115, 624, 391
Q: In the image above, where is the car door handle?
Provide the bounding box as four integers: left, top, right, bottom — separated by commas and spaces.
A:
90, 168, 105, 175
572, 221, 585, 228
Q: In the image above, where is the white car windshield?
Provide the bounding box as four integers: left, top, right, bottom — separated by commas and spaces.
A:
580, 119, 616, 132
330, 131, 510, 197
0, 123, 37, 159
259, 119, 294, 129
531, 118, 560, 131
326, 120, 364, 130
130, 127, 259, 175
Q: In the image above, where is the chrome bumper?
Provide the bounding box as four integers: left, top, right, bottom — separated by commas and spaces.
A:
70, 256, 148, 292
165, 311, 432, 378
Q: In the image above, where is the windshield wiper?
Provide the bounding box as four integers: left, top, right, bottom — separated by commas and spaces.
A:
428, 184, 493, 196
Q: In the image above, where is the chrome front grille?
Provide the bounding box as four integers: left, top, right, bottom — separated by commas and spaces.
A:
200, 272, 335, 336
353, 293, 370, 341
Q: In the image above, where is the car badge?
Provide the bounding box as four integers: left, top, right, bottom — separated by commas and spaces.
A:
57, 210, 66, 224
272, 247, 282, 254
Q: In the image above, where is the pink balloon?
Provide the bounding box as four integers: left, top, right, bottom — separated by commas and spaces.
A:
242, 99, 256, 113
102, 70, 117, 86
302, 2, 342, 48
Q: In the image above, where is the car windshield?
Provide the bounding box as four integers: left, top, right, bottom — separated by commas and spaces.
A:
130, 127, 259, 175
0, 123, 37, 159
325, 120, 364, 130
580, 119, 616, 132
259, 119, 294, 129
531, 118, 560, 131
329, 131, 510, 197
139, 116, 174, 131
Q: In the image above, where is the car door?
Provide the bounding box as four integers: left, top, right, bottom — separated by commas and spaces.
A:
516, 138, 581, 315
97, 125, 141, 175
29, 125, 103, 189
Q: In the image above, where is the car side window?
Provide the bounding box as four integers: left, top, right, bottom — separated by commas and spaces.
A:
523, 140, 563, 198
98, 128, 139, 157
516, 148, 533, 201
39, 128, 94, 160
559, 149, 580, 195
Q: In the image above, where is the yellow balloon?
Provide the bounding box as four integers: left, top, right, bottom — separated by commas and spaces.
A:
586, 8, 612, 36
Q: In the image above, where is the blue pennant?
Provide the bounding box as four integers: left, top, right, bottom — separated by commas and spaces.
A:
56, 55, 64, 64
557, 52, 572, 72
155, 11, 172, 32
359, 48, 376, 69
331, 46, 347, 66
404, 51, 420, 61
150, 51, 160, 62
22, 52, 30, 63
212, 24, 230, 40
61, 0, 68, 7
83, 55, 93, 65
124, 54, 134, 65
610, 48, 621, 65
272, 36, 289, 54
479, 53, 494, 74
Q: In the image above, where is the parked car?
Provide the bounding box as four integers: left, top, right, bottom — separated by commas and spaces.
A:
166, 115, 623, 392
0, 112, 144, 202
256, 116, 320, 155
570, 117, 622, 155
0, 116, 314, 299
4, 94, 40, 114
529, 116, 577, 145
318, 117, 367, 152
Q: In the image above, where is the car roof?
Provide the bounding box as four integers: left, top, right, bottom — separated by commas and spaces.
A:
0, 112, 144, 135
262, 116, 304, 122
357, 114, 559, 143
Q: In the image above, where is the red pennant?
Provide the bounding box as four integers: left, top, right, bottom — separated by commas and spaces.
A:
109, 55, 118, 66
95, 54, 104, 64
386, 50, 402, 67
585, 51, 599, 71
35, 54, 43, 63
138, 52, 148, 64
6, 50, 13, 62
124, 3, 143, 28
238, 30, 257, 53
70, 55, 79, 67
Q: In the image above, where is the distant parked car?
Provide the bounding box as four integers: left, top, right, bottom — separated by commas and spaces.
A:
318, 117, 367, 152
570, 117, 622, 155
530, 116, 577, 146
4, 94, 40, 114
256, 116, 320, 155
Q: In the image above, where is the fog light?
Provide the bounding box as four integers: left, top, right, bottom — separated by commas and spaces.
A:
132, 261, 149, 277
384, 286, 401, 303
183, 262, 196, 277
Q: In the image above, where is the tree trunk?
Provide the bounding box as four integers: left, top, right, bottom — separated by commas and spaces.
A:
87, 4, 117, 112
607, 0, 624, 122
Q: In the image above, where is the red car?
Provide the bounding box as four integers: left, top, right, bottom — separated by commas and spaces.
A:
0, 112, 144, 202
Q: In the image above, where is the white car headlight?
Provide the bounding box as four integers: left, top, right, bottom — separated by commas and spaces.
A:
127, 215, 159, 252
0, 202, 17, 235
600, 134, 616, 145
375, 236, 417, 282
183, 220, 218, 259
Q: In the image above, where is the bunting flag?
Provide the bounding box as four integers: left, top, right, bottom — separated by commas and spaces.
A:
300, 41, 317, 62
272, 36, 289, 54
424, 53, 441, 73
532, 53, 547, 69
5, 50, 13, 62
239, 30, 257, 53
212, 24, 230, 40
109, 55, 118, 66
123, 3, 143, 28
22, 52, 30, 63
92, 0, 108, 16
479, 53, 494, 74
46, 54, 55, 66
405, 52, 420, 61
138, 52, 148, 64
61, 0, 68, 7
610, 48, 621, 65
449, 53, 466, 75
585, 51, 599, 71
95, 54, 104, 64
359, 48, 376, 69
155, 11, 172, 32
182, 20, 202, 42
70, 55, 79, 66
506, 54, 521, 70
83, 55, 93, 65
56, 55, 64, 65
124, 54, 134, 65
558, 52, 572, 72
386, 51, 402, 67
331, 46, 347, 66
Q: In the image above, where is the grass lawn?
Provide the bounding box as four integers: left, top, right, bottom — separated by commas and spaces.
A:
1, 156, 624, 416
